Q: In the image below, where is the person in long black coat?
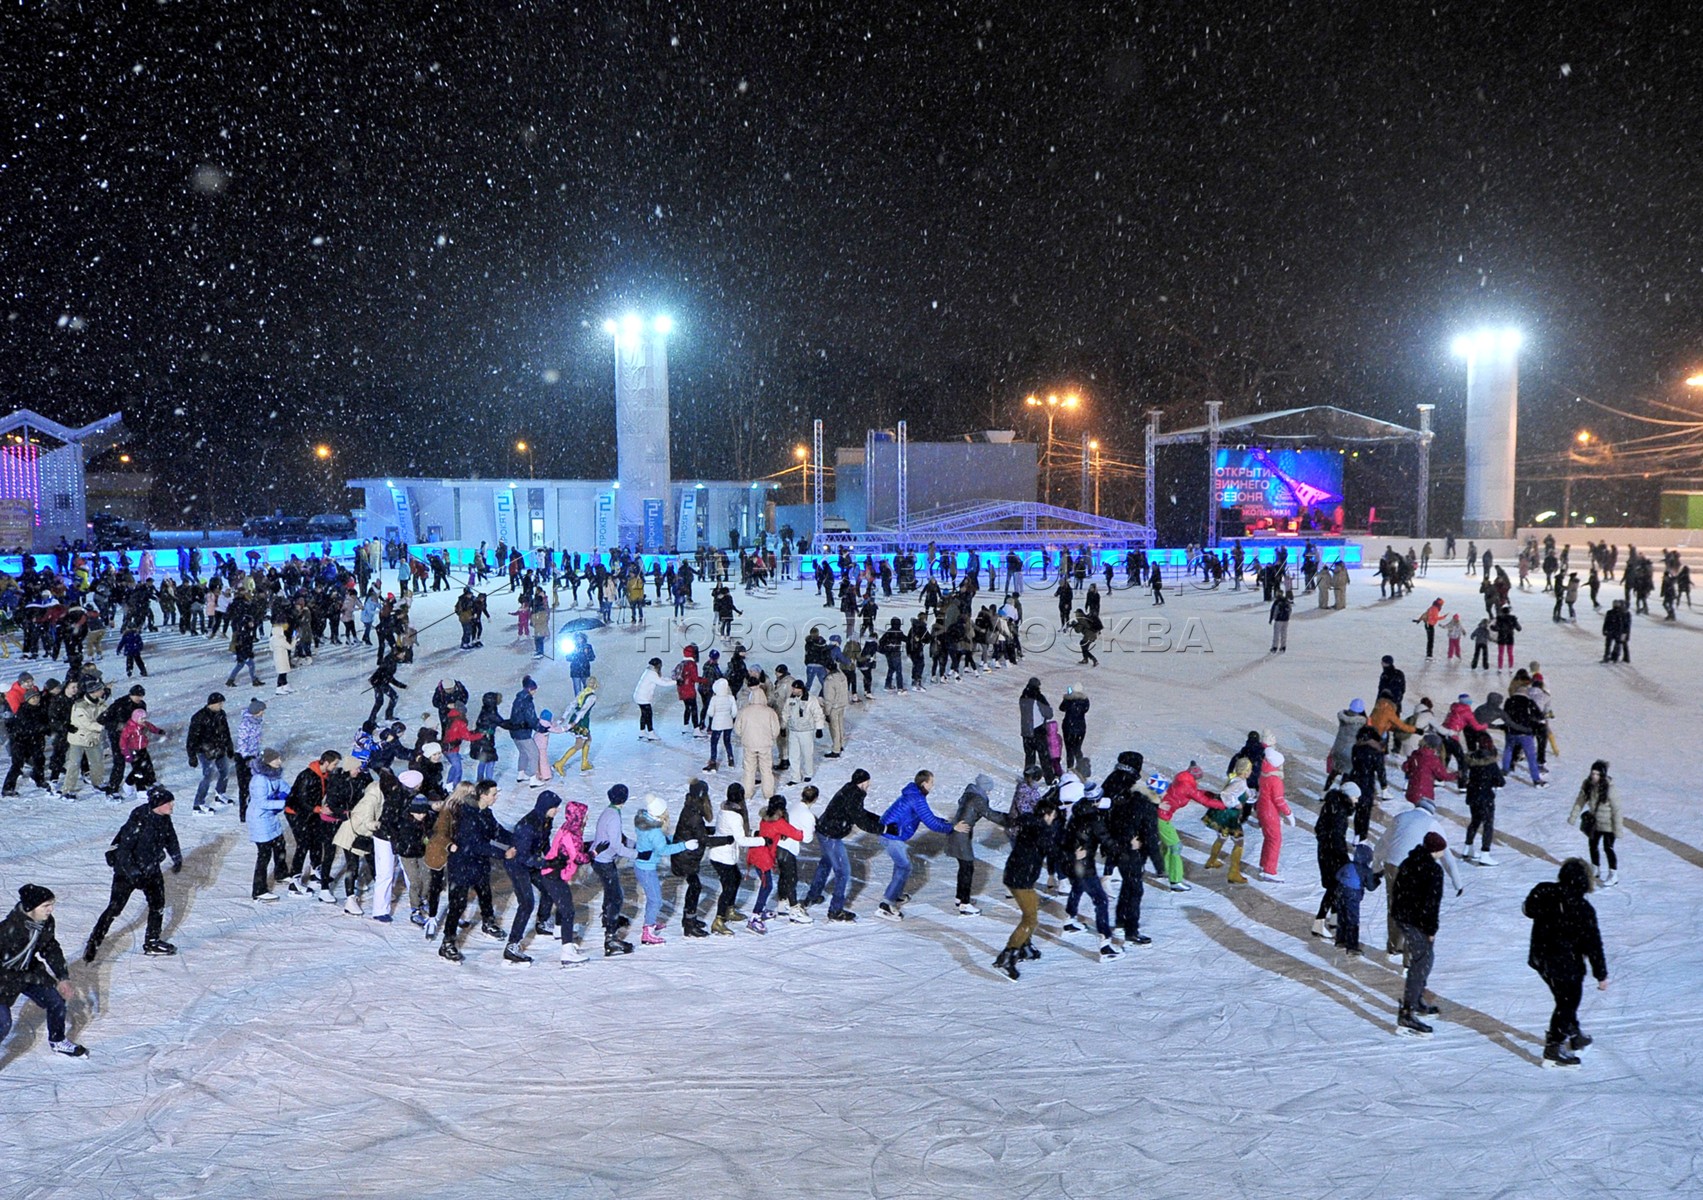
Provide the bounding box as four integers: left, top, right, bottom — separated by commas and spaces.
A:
1311, 786, 1354, 936
1524, 857, 1609, 1067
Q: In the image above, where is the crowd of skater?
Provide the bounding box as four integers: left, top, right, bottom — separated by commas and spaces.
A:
2, 531, 1674, 1069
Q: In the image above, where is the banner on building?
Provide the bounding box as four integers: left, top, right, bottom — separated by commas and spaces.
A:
494, 488, 516, 548
594, 491, 617, 551
643, 498, 665, 551
676, 488, 698, 554
389, 486, 416, 543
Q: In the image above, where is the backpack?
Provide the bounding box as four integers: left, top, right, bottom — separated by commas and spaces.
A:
671, 660, 689, 685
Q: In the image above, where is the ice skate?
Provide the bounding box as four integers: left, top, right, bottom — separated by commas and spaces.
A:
1099, 941, 1122, 961
640, 924, 665, 945
502, 943, 533, 964
1542, 1041, 1580, 1068
956, 901, 981, 916
1396, 1008, 1433, 1037
560, 942, 589, 965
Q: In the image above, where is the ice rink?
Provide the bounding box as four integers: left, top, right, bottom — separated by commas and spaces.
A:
1, 546, 1697, 1199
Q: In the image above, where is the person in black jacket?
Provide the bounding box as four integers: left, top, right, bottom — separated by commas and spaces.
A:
1347, 726, 1388, 840
2, 688, 49, 796
367, 652, 405, 724
186, 692, 237, 814
438, 780, 509, 963
84, 787, 183, 962
802, 768, 880, 920
995, 796, 1060, 979
1524, 858, 1610, 1068
1060, 786, 1119, 959
44, 678, 74, 793
1101, 752, 1160, 944
1391, 831, 1447, 1035
98, 684, 147, 794
1377, 656, 1407, 711
671, 780, 732, 936
0, 884, 84, 1056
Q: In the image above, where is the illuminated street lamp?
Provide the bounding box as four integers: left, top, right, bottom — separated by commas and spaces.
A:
794, 444, 809, 505
313, 443, 332, 461
1024, 391, 1082, 505
516, 439, 534, 479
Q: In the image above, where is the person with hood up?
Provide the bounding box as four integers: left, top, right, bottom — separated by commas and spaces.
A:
470, 691, 505, 782
1253, 732, 1296, 882
539, 797, 594, 964
1523, 857, 1610, 1068
995, 795, 1061, 979
734, 683, 781, 800
589, 784, 637, 954
0, 884, 85, 1057
707, 783, 765, 934
633, 794, 696, 944
1017, 678, 1053, 774
1402, 733, 1457, 806
1568, 760, 1623, 885
1325, 699, 1367, 789
781, 678, 824, 786
246, 749, 289, 901
84, 785, 182, 962
2, 687, 49, 796
1310, 784, 1356, 937
1156, 763, 1225, 891
632, 658, 666, 742
876, 770, 956, 920
1392, 831, 1449, 1036
1366, 692, 1416, 747
702, 678, 737, 772
1373, 797, 1463, 962
802, 770, 880, 921
1333, 841, 1381, 956
944, 773, 1008, 915
500, 789, 564, 963
1059, 684, 1091, 773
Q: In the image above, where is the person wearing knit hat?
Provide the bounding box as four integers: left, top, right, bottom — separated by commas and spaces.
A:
589, 783, 637, 954
801, 769, 873, 920
84, 786, 183, 963
187, 691, 237, 815
632, 794, 697, 944
1391, 828, 1451, 1036
0, 883, 85, 1057
1254, 732, 1295, 882
247, 748, 291, 901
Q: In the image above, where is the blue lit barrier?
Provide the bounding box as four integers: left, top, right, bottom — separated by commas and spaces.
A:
4, 539, 366, 578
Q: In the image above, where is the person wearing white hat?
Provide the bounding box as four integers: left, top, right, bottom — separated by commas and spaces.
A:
633, 794, 697, 945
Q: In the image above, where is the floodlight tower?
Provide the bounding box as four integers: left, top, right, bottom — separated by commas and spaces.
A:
603, 313, 673, 549
1451, 327, 1521, 540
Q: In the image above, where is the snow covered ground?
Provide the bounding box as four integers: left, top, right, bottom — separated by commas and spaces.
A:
2, 546, 1699, 1199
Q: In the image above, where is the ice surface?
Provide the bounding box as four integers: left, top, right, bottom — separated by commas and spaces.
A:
1, 550, 1698, 1199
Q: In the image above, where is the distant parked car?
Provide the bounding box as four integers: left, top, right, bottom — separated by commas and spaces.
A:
88, 513, 152, 549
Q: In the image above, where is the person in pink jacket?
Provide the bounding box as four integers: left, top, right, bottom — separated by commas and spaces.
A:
539, 798, 594, 964
1255, 730, 1295, 882
1156, 764, 1224, 891
1402, 734, 1457, 805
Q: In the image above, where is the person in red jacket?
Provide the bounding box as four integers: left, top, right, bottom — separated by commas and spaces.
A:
674, 645, 703, 733
439, 706, 483, 787
1255, 731, 1296, 882
748, 796, 803, 934
1402, 733, 1457, 805
1156, 764, 1224, 891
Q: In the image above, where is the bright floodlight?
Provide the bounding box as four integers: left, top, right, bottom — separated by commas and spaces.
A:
620, 313, 642, 337
602, 318, 618, 335
653, 315, 674, 335
1451, 327, 1523, 359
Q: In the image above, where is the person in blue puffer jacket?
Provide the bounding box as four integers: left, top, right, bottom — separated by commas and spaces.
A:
246, 748, 289, 901
875, 771, 959, 921
632, 794, 696, 946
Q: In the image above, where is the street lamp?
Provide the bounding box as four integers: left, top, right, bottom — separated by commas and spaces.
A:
794, 444, 809, 505
313, 443, 332, 461
516, 439, 534, 480
312, 444, 335, 510
1024, 391, 1082, 505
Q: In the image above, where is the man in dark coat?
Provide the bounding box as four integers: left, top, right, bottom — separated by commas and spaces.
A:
0, 884, 85, 1056
84, 787, 183, 962
1377, 655, 1407, 711
803, 769, 881, 920
1524, 858, 1609, 1068
1101, 751, 1159, 946
1391, 831, 1447, 1036
186, 691, 237, 813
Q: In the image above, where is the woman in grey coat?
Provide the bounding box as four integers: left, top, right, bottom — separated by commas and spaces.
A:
1325, 699, 1367, 788
945, 773, 1005, 916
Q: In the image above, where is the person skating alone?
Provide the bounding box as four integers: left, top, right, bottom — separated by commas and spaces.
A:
1568, 760, 1623, 886
84, 786, 183, 962
1523, 857, 1610, 1068
1392, 831, 1449, 1037
0, 884, 86, 1057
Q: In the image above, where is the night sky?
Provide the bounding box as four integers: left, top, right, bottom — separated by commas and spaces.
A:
5, 3, 1702, 526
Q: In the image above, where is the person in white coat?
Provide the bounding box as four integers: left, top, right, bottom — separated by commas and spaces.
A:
734, 684, 782, 801
774, 785, 818, 922
1372, 796, 1463, 963
270, 621, 295, 695
782, 679, 824, 785
706, 784, 765, 934
632, 657, 666, 742
703, 678, 738, 772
